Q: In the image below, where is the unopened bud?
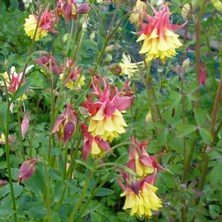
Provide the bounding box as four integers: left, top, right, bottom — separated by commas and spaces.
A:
77, 3, 90, 14
18, 158, 38, 183
211, 0, 222, 13
145, 111, 152, 123
0, 180, 8, 187
182, 58, 190, 67
182, 3, 191, 19
110, 64, 122, 75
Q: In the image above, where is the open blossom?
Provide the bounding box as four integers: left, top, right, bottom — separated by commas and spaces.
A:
137, 4, 186, 63
18, 158, 38, 183
24, 6, 56, 41
118, 172, 162, 218
56, 0, 90, 22
127, 137, 164, 177
51, 104, 77, 144
82, 77, 134, 142
119, 54, 143, 78
60, 58, 85, 89
81, 124, 110, 160
0, 66, 27, 101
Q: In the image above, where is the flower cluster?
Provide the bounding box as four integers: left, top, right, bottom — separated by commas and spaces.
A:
118, 137, 164, 218
24, 2, 90, 41
137, 3, 186, 63
81, 77, 134, 159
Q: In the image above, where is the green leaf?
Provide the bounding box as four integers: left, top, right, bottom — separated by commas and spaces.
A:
91, 211, 102, 222
95, 188, 115, 197
169, 91, 182, 110
176, 123, 197, 137
50, 212, 61, 222
199, 128, 213, 145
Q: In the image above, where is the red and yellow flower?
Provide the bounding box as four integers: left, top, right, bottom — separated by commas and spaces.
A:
137, 4, 186, 63
51, 104, 77, 144
83, 77, 134, 142
127, 137, 165, 177
118, 172, 162, 218
81, 124, 110, 160
24, 6, 56, 41
59, 58, 85, 89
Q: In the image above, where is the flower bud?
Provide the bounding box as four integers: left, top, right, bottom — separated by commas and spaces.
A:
0, 180, 8, 187
18, 158, 38, 183
181, 3, 191, 19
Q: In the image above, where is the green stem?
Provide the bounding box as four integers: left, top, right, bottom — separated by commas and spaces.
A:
75, 171, 113, 221
198, 54, 222, 191
181, 78, 187, 183
67, 142, 130, 221
195, 0, 207, 109
144, 61, 156, 123
45, 166, 51, 222
17, 105, 25, 160
181, 77, 187, 222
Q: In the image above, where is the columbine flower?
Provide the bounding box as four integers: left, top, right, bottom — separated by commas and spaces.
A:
81, 124, 110, 160
18, 158, 38, 183
119, 54, 143, 78
118, 172, 162, 218
24, 6, 56, 41
137, 4, 186, 63
60, 58, 85, 89
51, 104, 77, 144
0, 66, 27, 101
127, 137, 165, 177
34, 52, 59, 75
56, 0, 90, 22
82, 77, 134, 142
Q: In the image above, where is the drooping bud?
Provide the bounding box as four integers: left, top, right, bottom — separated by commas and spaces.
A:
18, 158, 38, 183
21, 111, 31, 139
0, 180, 8, 187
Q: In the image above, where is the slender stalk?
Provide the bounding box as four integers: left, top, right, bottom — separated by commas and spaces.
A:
17, 105, 25, 160
0, 77, 17, 221
67, 142, 130, 221
181, 76, 187, 222
195, 0, 207, 109
45, 166, 51, 222
144, 61, 156, 123
75, 171, 113, 221
181, 78, 187, 183
198, 55, 222, 192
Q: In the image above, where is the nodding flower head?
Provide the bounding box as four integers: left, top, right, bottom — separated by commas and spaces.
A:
59, 58, 84, 89
117, 171, 162, 218
127, 137, 165, 177
82, 77, 134, 142
24, 6, 56, 41
81, 124, 110, 160
56, 0, 90, 22
51, 104, 77, 144
137, 3, 187, 63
